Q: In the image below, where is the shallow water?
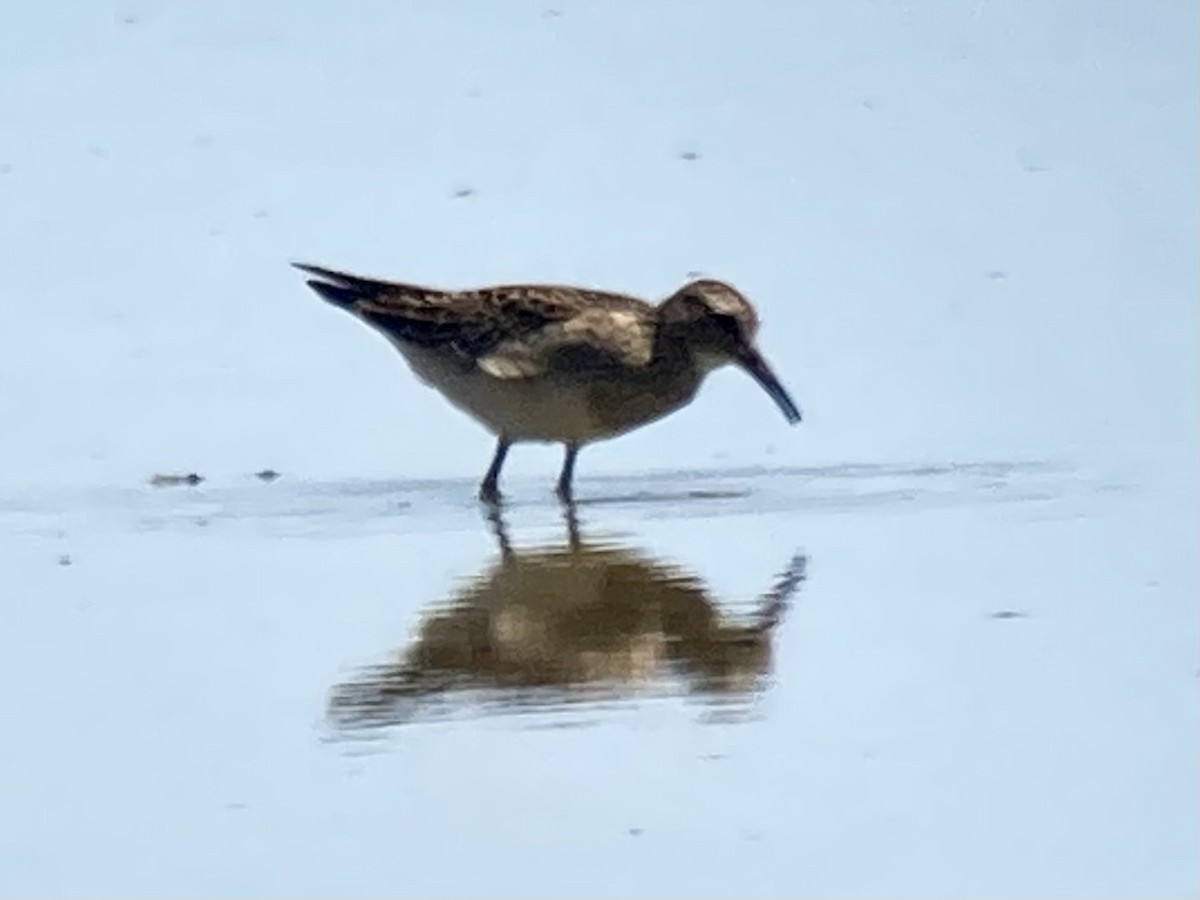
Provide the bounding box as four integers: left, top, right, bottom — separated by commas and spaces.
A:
2, 461, 1195, 897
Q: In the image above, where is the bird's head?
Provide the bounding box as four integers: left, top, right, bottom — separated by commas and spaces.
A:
660, 279, 802, 425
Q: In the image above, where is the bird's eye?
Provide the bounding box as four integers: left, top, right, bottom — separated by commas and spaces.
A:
711, 312, 742, 338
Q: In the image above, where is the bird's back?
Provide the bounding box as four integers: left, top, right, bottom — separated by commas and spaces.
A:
295, 263, 693, 443
295, 263, 664, 374
295, 263, 653, 361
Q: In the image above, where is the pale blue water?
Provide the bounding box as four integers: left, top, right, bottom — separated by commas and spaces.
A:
2, 462, 1196, 896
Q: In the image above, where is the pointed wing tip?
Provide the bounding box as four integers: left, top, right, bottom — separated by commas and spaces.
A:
291, 261, 341, 281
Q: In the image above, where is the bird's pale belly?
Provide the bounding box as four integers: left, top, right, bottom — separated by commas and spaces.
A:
398, 346, 701, 444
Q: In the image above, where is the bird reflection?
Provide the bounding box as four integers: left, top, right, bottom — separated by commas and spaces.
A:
328, 506, 807, 730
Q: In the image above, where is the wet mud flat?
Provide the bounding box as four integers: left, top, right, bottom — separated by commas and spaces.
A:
0, 460, 1194, 897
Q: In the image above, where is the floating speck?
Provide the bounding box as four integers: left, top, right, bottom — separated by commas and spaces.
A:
1017, 149, 1050, 173
252, 208, 269, 219
58, 554, 72, 567
452, 186, 476, 199
989, 609, 1029, 620
678, 150, 701, 162
626, 827, 643, 837
986, 270, 1008, 281
255, 469, 281, 482
150, 472, 204, 487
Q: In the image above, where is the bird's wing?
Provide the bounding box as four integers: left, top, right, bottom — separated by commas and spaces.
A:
296, 263, 520, 356
295, 263, 655, 377
477, 305, 656, 379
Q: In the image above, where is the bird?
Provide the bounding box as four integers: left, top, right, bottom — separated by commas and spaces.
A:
293, 262, 802, 504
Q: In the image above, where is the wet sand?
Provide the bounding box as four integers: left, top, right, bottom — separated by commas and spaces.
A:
2, 461, 1194, 896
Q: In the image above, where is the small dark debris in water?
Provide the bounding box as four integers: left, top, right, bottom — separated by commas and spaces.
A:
626, 827, 643, 837
224, 801, 248, 811
543, 8, 562, 17
195, 517, 210, 527
452, 186, 476, 199
989, 610, 1029, 620
986, 270, 1008, 280
678, 150, 701, 161
58, 554, 72, 567
119, 13, 139, 24
150, 472, 204, 487
699, 753, 727, 762
1016, 146, 1051, 173
255, 469, 281, 482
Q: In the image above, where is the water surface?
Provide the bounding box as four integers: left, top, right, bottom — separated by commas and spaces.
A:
2, 461, 1194, 897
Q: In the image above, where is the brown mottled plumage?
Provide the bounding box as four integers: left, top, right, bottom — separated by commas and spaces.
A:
293, 262, 801, 503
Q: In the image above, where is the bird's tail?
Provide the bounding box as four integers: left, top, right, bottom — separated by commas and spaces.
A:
291, 262, 395, 308
291, 262, 465, 350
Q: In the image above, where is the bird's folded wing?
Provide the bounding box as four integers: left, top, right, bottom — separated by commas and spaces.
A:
478, 307, 655, 379
294, 264, 655, 377
314, 279, 576, 359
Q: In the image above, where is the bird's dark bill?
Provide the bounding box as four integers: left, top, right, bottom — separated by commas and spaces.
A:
738, 348, 802, 424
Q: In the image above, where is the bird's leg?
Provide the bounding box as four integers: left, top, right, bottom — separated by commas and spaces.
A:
484, 503, 515, 560
555, 443, 579, 504
562, 499, 582, 551
479, 438, 511, 504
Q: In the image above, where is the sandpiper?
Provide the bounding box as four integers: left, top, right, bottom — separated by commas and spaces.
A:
294, 262, 802, 503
